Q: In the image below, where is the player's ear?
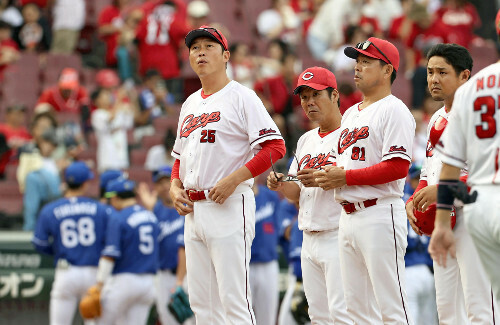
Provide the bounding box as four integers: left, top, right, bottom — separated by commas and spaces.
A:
385, 64, 394, 80
223, 50, 230, 63
330, 89, 339, 104
460, 69, 471, 82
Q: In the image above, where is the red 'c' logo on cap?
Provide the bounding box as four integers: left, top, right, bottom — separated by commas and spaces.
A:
302, 72, 314, 81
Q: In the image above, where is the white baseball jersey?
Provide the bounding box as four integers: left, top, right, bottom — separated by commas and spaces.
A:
422, 107, 496, 323
439, 62, 500, 185
288, 127, 342, 231
172, 80, 283, 190
421, 107, 450, 186
334, 95, 415, 203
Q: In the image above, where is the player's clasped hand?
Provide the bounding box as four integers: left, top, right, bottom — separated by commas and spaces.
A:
170, 185, 194, 215
267, 171, 284, 191
297, 169, 319, 187
405, 201, 423, 236
413, 185, 437, 212
314, 166, 346, 190
428, 225, 456, 268
209, 175, 239, 205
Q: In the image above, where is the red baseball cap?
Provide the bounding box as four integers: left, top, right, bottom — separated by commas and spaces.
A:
344, 37, 400, 72
59, 68, 79, 90
185, 25, 228, 51
293, 67, 337, 95
96, 69, 120, 88
496, 9, 500, 36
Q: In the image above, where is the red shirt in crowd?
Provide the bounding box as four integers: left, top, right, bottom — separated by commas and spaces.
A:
37, 86, 90, 113
254, 75, 300, 115
135, 0, 190, 79
434, 3, 481, 48
0, 124, 31, 174
98, 5, 124, 67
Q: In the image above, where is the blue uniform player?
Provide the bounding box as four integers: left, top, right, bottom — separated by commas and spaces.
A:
32, 161, 110, 325
249, 183, 281, 325
278, 215, 306, 325
92, 177, 159, 325
138, 166, 193, 325
98, 170, 123, 204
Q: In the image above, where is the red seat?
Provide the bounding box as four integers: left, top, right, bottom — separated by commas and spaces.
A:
77, 148, 97, 164
130, 149, 149, 167
0, 180, 20, 196
2, 53, 41, 110
126, 167, 152, 184
141, 134, 163, 149
0, 196, 23, 215
153, 116, 178, 133
5, 164, 18, 181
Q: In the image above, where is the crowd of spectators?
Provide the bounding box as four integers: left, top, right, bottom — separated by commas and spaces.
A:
0, 0, 497, 232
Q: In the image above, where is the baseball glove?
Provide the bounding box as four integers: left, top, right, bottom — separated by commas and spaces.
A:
79, 285, 101, 319
450, 181, 477, 204
290, 281, 310, 325
168, 286, 194, 323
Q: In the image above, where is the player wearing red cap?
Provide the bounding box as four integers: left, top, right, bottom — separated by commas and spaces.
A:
429, 10, 500, 312
170, 26, 286, 324
267, 67, 352, 324
406, 43, 497, 324
314, 37, 415, 324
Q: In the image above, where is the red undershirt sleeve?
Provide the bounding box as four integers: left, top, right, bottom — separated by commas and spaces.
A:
345, 158, 410, 186
171, 159, 180, 181
406, 179, 428, 204
245, 139, 286, 177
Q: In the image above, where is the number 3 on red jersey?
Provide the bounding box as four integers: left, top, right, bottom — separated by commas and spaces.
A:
474, 95, 498, 139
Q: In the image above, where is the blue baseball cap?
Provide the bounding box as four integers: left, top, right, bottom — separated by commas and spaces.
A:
99, 170, 123, 190
152, 166, 172, 183
65, 162, 94, 186
105, 177, 136, 198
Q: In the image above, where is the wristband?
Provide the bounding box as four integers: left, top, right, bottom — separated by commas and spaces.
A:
436, 179, 458, 211
96, 258, 115, 284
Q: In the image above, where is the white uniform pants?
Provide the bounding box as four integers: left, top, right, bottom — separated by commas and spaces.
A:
50, 265, 97, 325
464, 186, 500, 318
249, 261, 279, 325
405, 264, 437, 325
338, 198, 412, 325
184, 188, 256, 325
97, 273, 155, 325
434, 207, 497, 324
301, 230, 352, 325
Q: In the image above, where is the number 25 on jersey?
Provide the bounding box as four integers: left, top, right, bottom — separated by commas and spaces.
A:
200, 130, 216, 143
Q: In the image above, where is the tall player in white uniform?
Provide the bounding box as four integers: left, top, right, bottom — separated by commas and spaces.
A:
406, 43, 497, 324
429, 10, 500, 310
32, 162, 110, 325
314, 37, 415, 324
267, 67, 352, 324
169, 26, 286, 324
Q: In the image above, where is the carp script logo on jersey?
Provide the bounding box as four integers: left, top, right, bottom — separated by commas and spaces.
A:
338, 126, 369, 154
258, 128, 277, 136
180, 112, 220, 138
299, 153, 334, 170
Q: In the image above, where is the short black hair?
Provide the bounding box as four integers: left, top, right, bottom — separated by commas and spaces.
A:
379, 61, 397, 84
0, 20, 11, 30
67, 182, 84, 190
426, 43, 473, 78
117, 191, 136, 199
325, 87, 341, 107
